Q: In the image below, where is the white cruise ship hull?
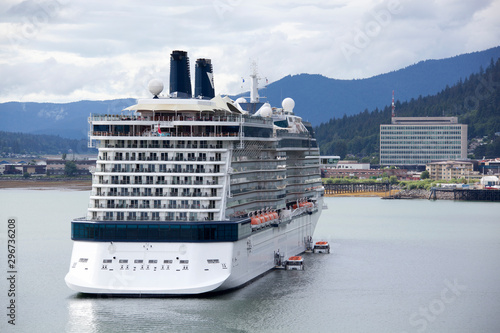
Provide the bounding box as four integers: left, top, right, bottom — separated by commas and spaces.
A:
65, 203, 322, 295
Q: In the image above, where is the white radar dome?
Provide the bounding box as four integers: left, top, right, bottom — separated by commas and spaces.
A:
235, 97, 247, 104
282, 97, 295, 111
148, 79, 164, 97
259, 103, 272, 117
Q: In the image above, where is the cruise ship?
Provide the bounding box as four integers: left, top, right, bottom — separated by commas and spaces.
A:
65, 50, 324, 295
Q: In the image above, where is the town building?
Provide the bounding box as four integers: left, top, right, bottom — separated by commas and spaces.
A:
46, 159, 95, 176
479, 158, 500, 175
1, 163, 46, 175
425, 160, 474, 181
380, 117, 467, 167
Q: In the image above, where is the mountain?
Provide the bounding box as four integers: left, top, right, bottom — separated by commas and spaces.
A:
0, 99, 135, 139
253, 46, 500, 125
0, 131, 95, 156
0, 46, 499, 139
315, 58, 500, 160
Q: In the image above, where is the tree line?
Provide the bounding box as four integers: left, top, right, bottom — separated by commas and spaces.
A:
0, 131, 95, 156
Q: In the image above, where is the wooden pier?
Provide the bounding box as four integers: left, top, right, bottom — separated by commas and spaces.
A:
429, 188, 500, 201
323, 183, 391, 195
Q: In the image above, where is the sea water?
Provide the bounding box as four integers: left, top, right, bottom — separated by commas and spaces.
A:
0, 190, 499, 332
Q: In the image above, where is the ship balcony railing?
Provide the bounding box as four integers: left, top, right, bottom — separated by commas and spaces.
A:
90, 114, 272, 125
91, 130, 240, 139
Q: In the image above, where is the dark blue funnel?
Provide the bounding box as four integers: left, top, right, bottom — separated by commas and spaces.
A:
195, 58, 215, 99
169, 50, 192, 98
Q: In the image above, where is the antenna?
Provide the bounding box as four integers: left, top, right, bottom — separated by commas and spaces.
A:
250, 61, 260, 103
391, 90, 395, 117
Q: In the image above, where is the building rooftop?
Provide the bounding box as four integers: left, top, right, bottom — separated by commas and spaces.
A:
390, 116, 459, 125
427, 160, 472, 166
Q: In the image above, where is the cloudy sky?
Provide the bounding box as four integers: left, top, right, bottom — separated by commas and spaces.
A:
0, 0, 499, 103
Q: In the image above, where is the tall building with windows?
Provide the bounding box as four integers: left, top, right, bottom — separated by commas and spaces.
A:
380, 117, 467, 167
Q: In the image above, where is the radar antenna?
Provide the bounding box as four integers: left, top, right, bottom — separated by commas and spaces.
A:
391, 90, 396, 117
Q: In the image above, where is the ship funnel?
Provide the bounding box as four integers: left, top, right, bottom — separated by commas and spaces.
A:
169, 50, 192, 98
194, 58, 215, 99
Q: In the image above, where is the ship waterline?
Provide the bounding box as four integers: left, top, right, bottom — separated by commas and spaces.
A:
65, 50, 324, 295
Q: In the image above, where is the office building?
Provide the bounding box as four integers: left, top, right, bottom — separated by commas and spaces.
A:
380, 117, 467, 166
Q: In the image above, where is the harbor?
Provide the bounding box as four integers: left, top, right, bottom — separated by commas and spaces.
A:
1, 190, 499, 332
323, 182, 500, 202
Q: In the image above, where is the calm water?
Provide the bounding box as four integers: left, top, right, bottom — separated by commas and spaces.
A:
1, 189, 499, 333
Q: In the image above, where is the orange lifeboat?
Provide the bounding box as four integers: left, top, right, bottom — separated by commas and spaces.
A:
313, 241, 330, 253
285, 256, 304, 270
251, 216, 260, 227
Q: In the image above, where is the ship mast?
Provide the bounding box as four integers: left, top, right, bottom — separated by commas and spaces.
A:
250, 61, 260, 103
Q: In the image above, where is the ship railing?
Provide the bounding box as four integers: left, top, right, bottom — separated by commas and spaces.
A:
89, 114, 272, 124
90, 131, 242, 138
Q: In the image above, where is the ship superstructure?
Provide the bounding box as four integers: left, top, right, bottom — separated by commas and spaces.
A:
65, 50, 324, 295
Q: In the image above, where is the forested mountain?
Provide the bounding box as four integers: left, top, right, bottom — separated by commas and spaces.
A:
1, 47, 499, 141
0, 99, 135, 139
0, 131, 95, 156
315, 58, 500, 160
253, 46, 500, 125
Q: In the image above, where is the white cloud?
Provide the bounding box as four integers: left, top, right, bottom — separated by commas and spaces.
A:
0, 0, 499, 102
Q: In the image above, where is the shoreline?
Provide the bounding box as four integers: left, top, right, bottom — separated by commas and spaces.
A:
0, 178, 92, 191
325, 190, 400, 198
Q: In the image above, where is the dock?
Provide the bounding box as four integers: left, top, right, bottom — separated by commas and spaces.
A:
323, 183, 391, 195
429, 188, 500, 201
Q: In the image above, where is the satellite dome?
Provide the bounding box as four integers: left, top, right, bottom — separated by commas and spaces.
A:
148, 79, 164, 97
282, 97, 295, 111
259, 103, 272, 117
236, 97, 247, 104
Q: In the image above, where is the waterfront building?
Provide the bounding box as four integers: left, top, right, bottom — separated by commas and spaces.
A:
479, 158, 500, 175
480, 176, 499, 187
320, 156, 340, 168
46, 159, 95, 176
1, 163, 46, 175
425, 160, 473, 181
333, 161, 370, 170
380, 117, 467, 167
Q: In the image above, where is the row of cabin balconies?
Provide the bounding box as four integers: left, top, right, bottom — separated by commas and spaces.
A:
286, 170, 321, 178
98, 142, 224, 149
96, 214, 210, 222
96, 166, 220, 174
230, 175, 285, 185
92, 191, 219, 198
91, 203, 215, 210
226, 193, 286, 209
100, 155, 220, 162
230, 186, 285, 196
98, 179, 218, 185
92, 131, 241, 139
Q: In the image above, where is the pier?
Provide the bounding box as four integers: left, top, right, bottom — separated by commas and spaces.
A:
323, 183, 391, 195
429, 188, 500, 201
